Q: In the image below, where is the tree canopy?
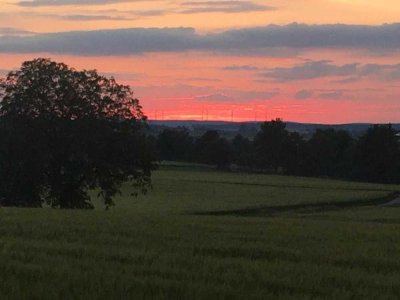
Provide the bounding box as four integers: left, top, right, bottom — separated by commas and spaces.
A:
0, 58, 156, 209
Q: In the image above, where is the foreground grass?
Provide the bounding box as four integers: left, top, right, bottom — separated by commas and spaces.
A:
1, 168, 400, 299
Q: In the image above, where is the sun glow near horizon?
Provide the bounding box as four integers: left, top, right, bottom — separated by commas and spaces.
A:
1, 0, 400, 123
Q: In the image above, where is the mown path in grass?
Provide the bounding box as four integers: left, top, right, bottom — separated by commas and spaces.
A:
192, 191, 400, 217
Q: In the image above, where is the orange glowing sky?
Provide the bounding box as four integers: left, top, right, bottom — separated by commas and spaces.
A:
1, 0, 400, 123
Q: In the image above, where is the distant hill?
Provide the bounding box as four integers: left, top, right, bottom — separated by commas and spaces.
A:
149, 120, 400, 139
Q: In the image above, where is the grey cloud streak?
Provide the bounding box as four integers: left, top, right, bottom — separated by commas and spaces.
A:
16, 0, 138, 6
294, 89, 349, 100
60, 14, 134, 21
262, 61, 400, 82
261, 61, 359, 81
294, 90, 313, 100
193, 90, 279, 103
3, 23, 400, 55
222, 65, 260, 71
0, 27, 35, 37
17, 0, 275, 14
18, 9, 167, 22
180, 1, 275, 14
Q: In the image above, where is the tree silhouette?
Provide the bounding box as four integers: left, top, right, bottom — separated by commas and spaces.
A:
0, 58, 156, 208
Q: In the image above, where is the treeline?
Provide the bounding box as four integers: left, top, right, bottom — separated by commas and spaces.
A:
156, 119, 400, 184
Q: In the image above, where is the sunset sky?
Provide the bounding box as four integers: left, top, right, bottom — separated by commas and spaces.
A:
1, 0, 400, 123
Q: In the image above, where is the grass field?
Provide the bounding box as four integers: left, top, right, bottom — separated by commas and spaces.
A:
1, 166, 400, 299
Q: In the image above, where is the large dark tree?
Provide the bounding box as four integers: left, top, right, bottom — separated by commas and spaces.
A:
0, 58, 156, 208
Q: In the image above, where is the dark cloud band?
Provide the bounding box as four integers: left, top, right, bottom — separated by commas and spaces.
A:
2, 23, 400, 55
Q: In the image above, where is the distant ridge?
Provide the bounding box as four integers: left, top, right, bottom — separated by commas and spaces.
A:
149, 120, 400, 138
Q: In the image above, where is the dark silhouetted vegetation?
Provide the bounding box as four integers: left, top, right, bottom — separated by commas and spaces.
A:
157, 127, 194, 162
0, 58, 156, 209
303, 128, 354, 178
195, 130, 232, 169
231, 134, 254, 168
353, 125, 400, 183
156, 119, 400, 184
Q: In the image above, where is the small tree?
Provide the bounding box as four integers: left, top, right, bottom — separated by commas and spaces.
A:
0, 58, 156, 208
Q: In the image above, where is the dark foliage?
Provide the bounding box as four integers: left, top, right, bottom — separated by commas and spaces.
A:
303, 129, 354, 178
154, 119, 400, 184
157, 128, 194, 161
253, 119, 302, 173
0, 58, 156, 209
284, 131, 306, 176
231, 134, 254, 168
0, 117, 47, 207
195, 130, 232, 169
354, 125, 400, 183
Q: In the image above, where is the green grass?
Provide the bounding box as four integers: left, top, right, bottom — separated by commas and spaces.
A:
1, 167, 400, 299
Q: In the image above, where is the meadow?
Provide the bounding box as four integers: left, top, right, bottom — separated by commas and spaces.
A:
1, 166, 400, 299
